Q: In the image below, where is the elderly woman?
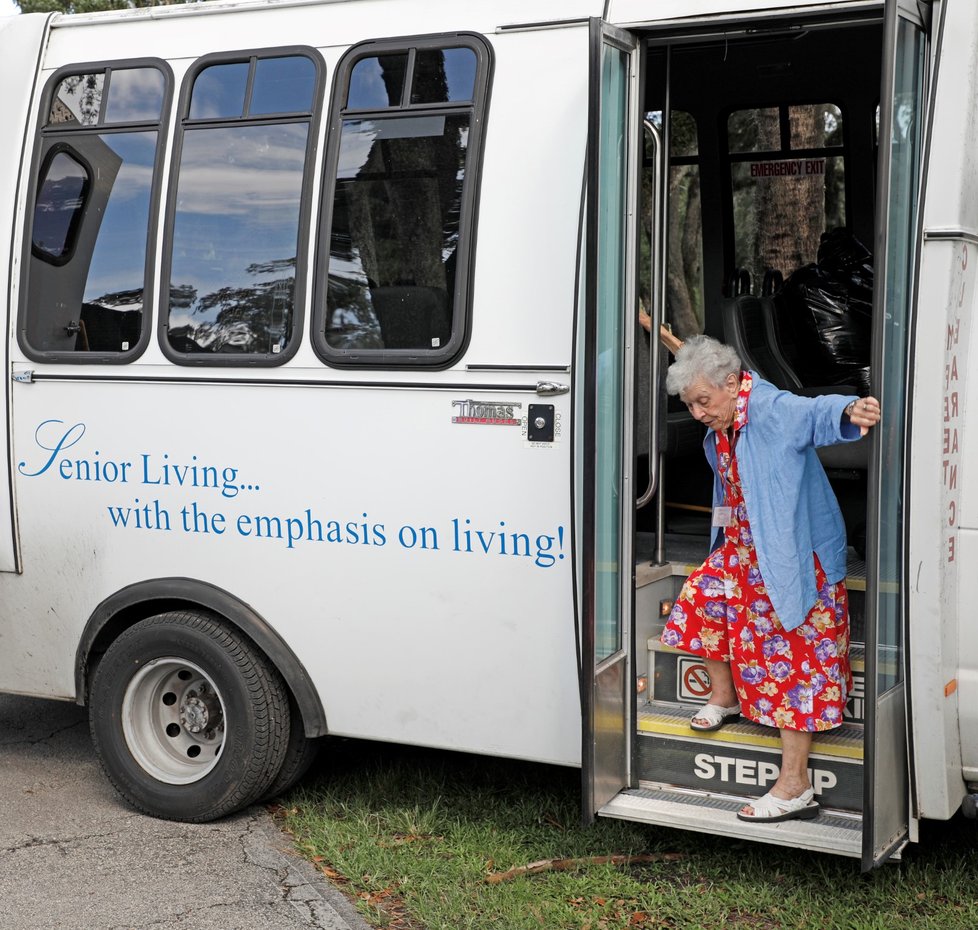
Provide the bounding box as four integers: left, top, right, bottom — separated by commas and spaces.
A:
660, 335, 881, 823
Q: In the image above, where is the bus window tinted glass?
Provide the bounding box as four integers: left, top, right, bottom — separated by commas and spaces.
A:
50, 73, 105, 126
728, 107, 779, 154
32, 151, 89, 260
190, 62, 249, 119
790, 104, 843, 149
326, 114, 467, 351
104, 68, 165, 123
251, 56, 316, 115
168, 124, 307, 354
411, 48, 476, 104
671, 110, 698, 157
728, 102, 848, 285
731, 156, 846, 283
348, 54, 407, 109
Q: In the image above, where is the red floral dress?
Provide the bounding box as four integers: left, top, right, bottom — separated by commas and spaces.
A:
661, 372, 852, 732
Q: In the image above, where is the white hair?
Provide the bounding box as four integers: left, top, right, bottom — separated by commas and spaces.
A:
665, 335, 742, 396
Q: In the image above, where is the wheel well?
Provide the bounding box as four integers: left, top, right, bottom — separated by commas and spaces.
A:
76, 578, 328, 738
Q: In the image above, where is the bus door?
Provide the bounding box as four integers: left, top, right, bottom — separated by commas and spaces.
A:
863, 0, 929, 869
579, 18, 641, 818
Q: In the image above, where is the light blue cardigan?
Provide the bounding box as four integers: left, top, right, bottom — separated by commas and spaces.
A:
705, 373, 863, 632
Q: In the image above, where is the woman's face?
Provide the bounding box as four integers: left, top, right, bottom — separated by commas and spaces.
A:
680, 373, 740, 432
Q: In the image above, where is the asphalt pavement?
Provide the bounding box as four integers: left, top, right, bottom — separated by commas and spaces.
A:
0, 693, 372, 930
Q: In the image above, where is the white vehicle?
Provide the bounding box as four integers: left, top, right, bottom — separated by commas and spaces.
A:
0, 0, 972, 868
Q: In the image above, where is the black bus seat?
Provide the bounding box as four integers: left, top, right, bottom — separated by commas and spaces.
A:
761, 268, 784, 297
721, 294, 802, 391
721, 294, 868, 471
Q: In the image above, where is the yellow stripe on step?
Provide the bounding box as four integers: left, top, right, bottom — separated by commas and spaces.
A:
637, 713, 864, 760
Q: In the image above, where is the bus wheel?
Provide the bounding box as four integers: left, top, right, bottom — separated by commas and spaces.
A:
260, 695, 321, 802
89, 610, 290, 822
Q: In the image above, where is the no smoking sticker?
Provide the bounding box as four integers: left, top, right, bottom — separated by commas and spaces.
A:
678, 657, 712, 703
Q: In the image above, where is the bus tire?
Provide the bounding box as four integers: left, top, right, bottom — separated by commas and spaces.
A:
259, 696, 321, 802
89, 610, 290, 822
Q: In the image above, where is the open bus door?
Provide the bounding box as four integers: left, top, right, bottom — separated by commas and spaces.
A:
579, 18, 641, 819
863, 0, 929, 868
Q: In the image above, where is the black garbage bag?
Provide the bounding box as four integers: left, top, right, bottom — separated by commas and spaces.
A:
781, 229, 873, 395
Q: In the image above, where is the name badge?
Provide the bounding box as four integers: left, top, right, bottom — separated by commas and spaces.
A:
712, 506, 733, 527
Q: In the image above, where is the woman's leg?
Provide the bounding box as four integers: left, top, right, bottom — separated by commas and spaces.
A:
774, 729, 814, 797
740, 728, 814, 814
691, 659, 738, 727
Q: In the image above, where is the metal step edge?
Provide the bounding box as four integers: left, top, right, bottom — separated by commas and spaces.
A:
646, 638, 867, 673
638, 703, 864, 761
600, 785, 862, 858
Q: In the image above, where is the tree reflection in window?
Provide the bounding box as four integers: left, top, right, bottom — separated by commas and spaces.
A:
167, 53, 319, 359
23, 65, 166, 357
326, 114, 466, 351
321, 41, 486, 361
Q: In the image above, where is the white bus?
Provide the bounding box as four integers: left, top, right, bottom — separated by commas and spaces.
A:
0, 0, 972, 869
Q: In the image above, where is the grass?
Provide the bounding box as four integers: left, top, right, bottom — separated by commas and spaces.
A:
278, 740, 978, 930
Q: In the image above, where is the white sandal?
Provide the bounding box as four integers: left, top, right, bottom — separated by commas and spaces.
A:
737, 787, 819, 823
689, 702, 741, 732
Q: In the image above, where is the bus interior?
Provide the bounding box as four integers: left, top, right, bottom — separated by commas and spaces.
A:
627, 13, 887, 849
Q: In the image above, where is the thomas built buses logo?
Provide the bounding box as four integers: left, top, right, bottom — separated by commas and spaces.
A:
451, 399, 522, 426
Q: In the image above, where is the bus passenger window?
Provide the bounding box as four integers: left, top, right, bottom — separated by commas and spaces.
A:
21, 65, 170, 361
348, 54, 408, 109
48, 72, 106, 126
251, 56, 317, 115
188, 62, 249, 119
315, 37, 491, 366
105, 68, 166, 123
164, 50, 323, 363
411, 48, 476, 104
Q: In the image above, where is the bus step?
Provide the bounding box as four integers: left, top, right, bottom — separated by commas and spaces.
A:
637, 701, 864, 812
646, 639, 867, 725
600, 784, 862, 858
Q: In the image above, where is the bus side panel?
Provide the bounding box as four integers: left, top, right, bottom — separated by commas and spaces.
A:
1, 16, 590, 767
911, 0, 978, 817
40, 0, 601, 71
0, 13, 50, 574
467, 27, 589, 367
3, 381, 579, 762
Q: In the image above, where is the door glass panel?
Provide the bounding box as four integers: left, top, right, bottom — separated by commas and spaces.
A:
594, 44, 628, 663
876, 20, 924, 692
